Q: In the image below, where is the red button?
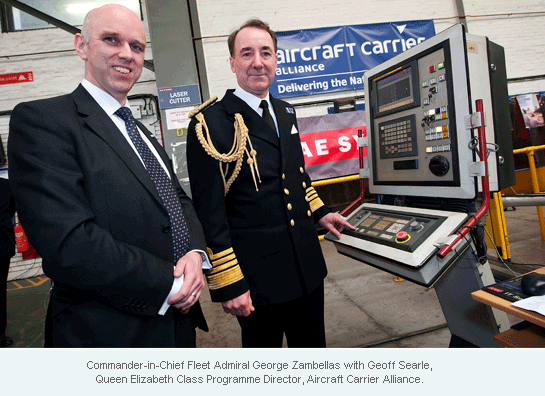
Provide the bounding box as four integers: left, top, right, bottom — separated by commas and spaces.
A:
396, 231, 408, 241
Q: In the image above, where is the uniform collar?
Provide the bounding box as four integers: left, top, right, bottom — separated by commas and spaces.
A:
233, 85, 271, 115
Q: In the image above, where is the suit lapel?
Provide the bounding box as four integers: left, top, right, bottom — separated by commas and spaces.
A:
271, 96, 294, 173
71, 85, 163, 206
222, 90, 280, 149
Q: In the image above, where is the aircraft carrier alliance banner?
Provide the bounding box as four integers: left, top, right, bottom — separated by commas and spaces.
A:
271, 21, 435, 99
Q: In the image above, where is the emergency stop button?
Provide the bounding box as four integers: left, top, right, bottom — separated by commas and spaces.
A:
396, 231, 408, 242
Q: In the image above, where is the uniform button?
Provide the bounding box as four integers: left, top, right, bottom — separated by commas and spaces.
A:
290, 219, 295, 226
302, 182, 307, 188
282, 173, 285, 180
162, 225, 171, 233
300, 167, 304, 173
284, 188, 290, 195
307, 210, 312, 217
287, 203, 292, 210
305, 196, 310, 202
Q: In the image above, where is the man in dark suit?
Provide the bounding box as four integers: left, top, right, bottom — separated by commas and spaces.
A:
0, 178, 16, 347
187, 19, 353, 347
8, 4, 208, 347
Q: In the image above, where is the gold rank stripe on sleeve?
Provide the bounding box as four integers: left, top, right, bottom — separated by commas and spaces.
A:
209, 251, 237, 269
207, 246, 233, 262
305, 186, 325, 213
205, 247, 245, 290
206, 268, 245, 290
207, 254, 237, 275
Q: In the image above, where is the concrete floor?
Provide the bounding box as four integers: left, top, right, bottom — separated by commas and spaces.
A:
4, 206, 544, 348
197, 239, 451, 348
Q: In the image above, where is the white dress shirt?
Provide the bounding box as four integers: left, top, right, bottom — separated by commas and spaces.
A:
233, 85, 279, 136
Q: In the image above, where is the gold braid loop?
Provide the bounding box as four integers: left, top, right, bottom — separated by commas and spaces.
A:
192, 103, 260, 196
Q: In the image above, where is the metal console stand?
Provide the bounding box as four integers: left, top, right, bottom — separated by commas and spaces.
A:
434, 247, 510, 348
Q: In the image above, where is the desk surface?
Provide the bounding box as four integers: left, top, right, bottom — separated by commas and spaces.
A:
471, 267, 545, 328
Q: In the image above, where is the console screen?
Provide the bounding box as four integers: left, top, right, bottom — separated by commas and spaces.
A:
377, 66, 415, 113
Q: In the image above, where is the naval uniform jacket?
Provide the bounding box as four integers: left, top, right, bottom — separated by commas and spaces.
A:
8, 84, 207, 347
187, 90, 329, 306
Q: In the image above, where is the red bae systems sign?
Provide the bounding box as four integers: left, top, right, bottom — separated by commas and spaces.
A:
297, 111, 367, 181
0, 71, 34, 85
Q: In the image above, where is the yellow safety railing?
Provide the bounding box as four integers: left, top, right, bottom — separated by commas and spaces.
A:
511, 144, 545, 241
487, 192, 511, 260
312, 174, 359, 187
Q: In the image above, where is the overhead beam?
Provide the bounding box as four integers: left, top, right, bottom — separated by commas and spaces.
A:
0, 0, 154, 71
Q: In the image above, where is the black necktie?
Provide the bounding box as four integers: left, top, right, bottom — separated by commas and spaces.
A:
115, 107, 190, 261
259, 100, 277, 135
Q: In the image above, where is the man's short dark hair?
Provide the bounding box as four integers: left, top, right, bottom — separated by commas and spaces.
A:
228, 19, 277, 57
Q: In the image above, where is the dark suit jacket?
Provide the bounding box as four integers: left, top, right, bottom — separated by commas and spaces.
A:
8, 84, 207, 347
0, 179, 16, 260
187, 90, 328, 306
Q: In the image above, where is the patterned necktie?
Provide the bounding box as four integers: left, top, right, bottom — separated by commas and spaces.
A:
259, 100, 277, 135
115, 107, 190, 261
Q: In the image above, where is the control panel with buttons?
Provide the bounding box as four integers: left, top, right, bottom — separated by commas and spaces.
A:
364, 24, 487, 199
341, 205, 445, 253
324, 202, 469, 286
368, 46, 459, 188
335, 24, 515, 289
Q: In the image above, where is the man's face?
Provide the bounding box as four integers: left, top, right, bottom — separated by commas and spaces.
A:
75, 5, 146, 105
230, 27, 277, 99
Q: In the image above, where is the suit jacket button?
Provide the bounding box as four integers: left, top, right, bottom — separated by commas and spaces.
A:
162, 225, 171, 233
290, 219, 295, 226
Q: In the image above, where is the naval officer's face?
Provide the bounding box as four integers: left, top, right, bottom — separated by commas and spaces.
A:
230, 27, 278, 99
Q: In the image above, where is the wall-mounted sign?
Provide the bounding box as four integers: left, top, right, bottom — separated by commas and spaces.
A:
271, 21, 435, 98
298, 111, 367, 181
157, 84, 201, 109
0, 71, 33, 85
165, 107, 192, 130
